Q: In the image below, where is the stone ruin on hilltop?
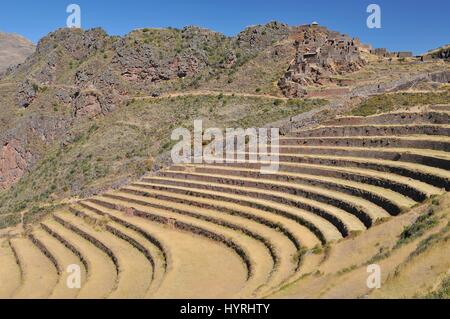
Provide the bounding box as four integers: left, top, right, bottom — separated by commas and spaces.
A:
278, 24, 367, 98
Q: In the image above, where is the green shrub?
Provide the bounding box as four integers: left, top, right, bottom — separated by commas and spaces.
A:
425, 276, 450, 299
366, 246, 391, 264
0, 214, 21, 229
291, 247, 308, 265
273, 99, 283, 106
311, 245, 323, 255
396, 208, 439, 247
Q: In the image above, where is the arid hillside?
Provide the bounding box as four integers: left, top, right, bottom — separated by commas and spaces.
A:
0, 22, 449, 299
0, 32, 35, 73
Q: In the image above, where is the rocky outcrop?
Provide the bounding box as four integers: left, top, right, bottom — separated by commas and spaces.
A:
8, 28, 130, 120
170, 49, 204, 78
73, 91, 102, 118
6, 28, 109, 83
430, 71, 450, 83
0, 140, 32, 190
76, 67, 123, 90
221, 51, 237, 69
112, 27, 213, 83
422, 46, 450, 62
0, 110, 71, 190
112, 39, 161, 82
16, 79, 38, 108
34, 51, 59, 84
36, 28, 108, 60
54, 87, 76, 105
278, 25, 366, 98
235, 21, 290, 53
73, 66, 127, 117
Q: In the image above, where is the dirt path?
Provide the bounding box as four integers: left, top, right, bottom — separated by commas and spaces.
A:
132, 90, 288, 101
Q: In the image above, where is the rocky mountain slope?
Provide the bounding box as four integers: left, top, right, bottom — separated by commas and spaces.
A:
423, 44, 450, 61
0, 22, 366, 193
1, 22, 449, 229
0, 32, 35, 73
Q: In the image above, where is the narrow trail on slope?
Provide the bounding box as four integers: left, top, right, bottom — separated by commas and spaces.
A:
129, 90, 289, 101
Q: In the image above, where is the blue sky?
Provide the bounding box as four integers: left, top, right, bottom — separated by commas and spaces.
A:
0, 0, 448, 55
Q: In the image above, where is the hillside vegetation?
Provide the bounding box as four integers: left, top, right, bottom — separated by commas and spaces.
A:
0, 95, 325, 228
351, 86, 450, 116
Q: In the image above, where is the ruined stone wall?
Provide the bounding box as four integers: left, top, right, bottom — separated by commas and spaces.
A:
278, 26, 366, 98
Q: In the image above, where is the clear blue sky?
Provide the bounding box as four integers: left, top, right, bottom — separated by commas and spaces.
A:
0, 0, 448, 55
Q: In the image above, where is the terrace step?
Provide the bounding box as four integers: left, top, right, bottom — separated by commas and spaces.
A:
193, 160, 441, 202
250, 153, 450, 191
104, 185, 319, 250
86, 196, 254, 298
125, 183, 322, 249
0, 240, 21, 298
31, 229, 88, 299
91, 194, 274, 296
143, 174, 369, 235
54, 212, 153, 299
279, 135, 450, 152
323, 111, 450, 126
291, 124, 450, 138
131, 179, 343, 243
41, 219, 117, 299
10, 237, 58, 299
146, 169, 390, 227
262, 146, 450, 171
171, 164, 415, 215
70, 203, 166, 296
98, 189, 299, 289
428, 105, 450, 112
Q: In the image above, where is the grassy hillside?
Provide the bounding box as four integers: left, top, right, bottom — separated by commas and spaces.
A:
271, 193, 450, 299
351, 86, 450, 116
0, 95, 326, 228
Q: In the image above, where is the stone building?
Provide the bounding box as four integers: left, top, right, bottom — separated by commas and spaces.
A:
397, 51, 413, 58
370, 48, 389, 57
278, 25, 366, 97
